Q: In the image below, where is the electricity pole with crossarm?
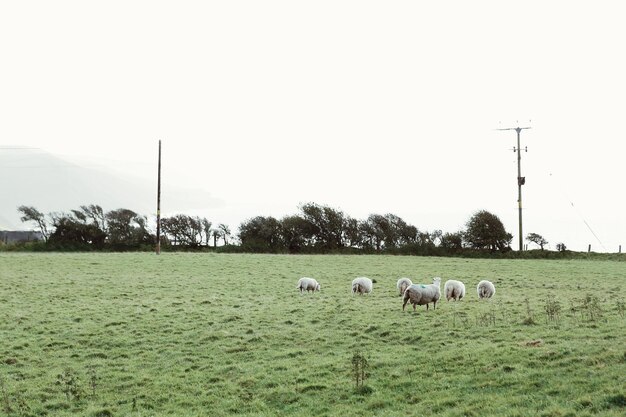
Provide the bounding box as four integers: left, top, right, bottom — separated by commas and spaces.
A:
498, 125, 531, 251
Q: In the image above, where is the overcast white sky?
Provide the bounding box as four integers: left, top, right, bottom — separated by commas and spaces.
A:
1, 1, 625, 252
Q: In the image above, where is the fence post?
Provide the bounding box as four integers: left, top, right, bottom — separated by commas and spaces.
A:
588, 244, 591, 253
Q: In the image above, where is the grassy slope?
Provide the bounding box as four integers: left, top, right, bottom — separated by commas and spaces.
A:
0, 253, 624, 417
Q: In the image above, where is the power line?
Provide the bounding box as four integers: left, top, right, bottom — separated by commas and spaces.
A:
547, 172, 607, 251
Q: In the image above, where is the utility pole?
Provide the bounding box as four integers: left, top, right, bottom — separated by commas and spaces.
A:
156, 140, 162, 255
498, 125, 531, 251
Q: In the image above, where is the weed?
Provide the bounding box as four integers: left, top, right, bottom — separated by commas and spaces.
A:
544, 298, 561, 324
56, 368, 82, 401
355, 385, 374, 396
452, 310, 470, 328
87, 366, 98, 397
616, 300, 625, 318
477, 311, 496, 326
0, 373, 12, 414
351, 351, 369, 390
13, 390, 30, 414
523, 298, 536, 325
580, 294, 603, 322
92, 409, 114, 417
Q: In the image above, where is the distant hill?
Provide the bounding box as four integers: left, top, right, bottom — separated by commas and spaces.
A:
0, 148, 223, 230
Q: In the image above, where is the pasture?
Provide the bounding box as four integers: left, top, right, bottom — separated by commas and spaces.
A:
0, 253, 625, 416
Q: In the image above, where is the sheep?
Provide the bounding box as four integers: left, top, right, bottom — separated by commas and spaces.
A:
444, 279, 466, 301
296, 277, 320, 293
352, 277, 373, 295
402, 277, 442, 311
396, 277, 413, 296
477, 280, 496, 299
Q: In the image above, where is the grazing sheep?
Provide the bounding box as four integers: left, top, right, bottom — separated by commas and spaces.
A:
477, 280, 496, 299
402, 277, 442, 311
296, 277, 320, 293
352, 277, 373, 295
396, 277, 413, 296
444, 279, 466, 301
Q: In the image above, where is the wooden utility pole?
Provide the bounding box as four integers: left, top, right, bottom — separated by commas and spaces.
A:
498, 125, 531, 251
156, 140, 162, 255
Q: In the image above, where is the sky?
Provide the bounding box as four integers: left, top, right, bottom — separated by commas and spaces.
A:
1, 1, 625, 252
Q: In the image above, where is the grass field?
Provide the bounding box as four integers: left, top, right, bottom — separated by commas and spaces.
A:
1, 253, 625, 417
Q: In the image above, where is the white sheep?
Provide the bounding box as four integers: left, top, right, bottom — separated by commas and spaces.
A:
352, 277, 373, 295
296, 277, 320, 293
444, 279, 466, 301
396, 277, 413, 296
402, 277, 442, 311
477, 280, 496, 299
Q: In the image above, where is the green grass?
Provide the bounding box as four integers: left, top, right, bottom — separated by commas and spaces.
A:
0, 253, 624, 416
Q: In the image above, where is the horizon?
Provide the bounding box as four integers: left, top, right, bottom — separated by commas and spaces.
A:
0, 146, 621, 253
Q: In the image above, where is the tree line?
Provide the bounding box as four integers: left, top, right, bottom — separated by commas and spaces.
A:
12, 202, 534, 255
15, 205, 231, 250
237, 202, 513, 254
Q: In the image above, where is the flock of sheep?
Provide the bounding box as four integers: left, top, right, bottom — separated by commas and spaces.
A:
295, 276, 496, 312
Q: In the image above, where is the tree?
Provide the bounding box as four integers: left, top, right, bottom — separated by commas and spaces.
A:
342, 217, 361, 248
160, 214, 208, 247
17, 205, 50, 242
201, 218, 212, 246
440, 231, 464, 251
387, 214, 418, 247
556, 242, 567, 252
238, 216, 282, 252
218, 224, 231, 245
79, 204, 106, 232
280, 215, 314, 253
105, 208, 152, 246
358, 216, 382, 251
526, 232, 548, 250
299, 203, 349, 250
464, 210, 513, 252
359, 213, 417, 251
48, 213, 106, 246
211, 229, 222, 248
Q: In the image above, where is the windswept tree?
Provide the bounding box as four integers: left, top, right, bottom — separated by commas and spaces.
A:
359, 213, 417, 251
360, 214, 386, 251
280, 214, 314, 253
79, 204, 107, 232
202, 218, 212, 246
17, 205, 50, 242
464, 210, 512, 252
218, 223, 231, 245
342, 217, 361, 248
238, 216, 282, 252
299, 202, 350, 250
48, 212, 106, 246
106, 208, 152, 246
526, 232, 548, 250
160, 214, 208, 247
211, 229, 222, 248
440, 231, 464, 251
